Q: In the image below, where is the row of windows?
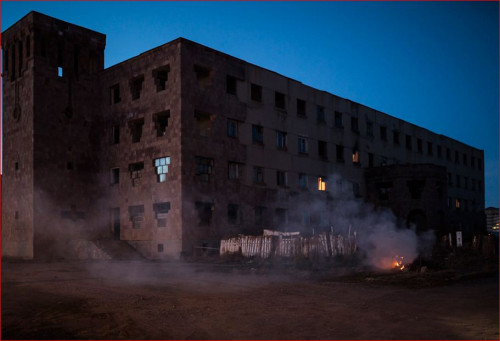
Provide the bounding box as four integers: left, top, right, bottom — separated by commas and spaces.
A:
447, 173, 483, 192
3, 35, 30, 81
448, 197, 482, 212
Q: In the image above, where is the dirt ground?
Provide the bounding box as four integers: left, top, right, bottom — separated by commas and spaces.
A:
1, 258, 498, 340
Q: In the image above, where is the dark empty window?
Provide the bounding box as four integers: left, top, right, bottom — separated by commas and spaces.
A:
129, 75, 144, 100
318, 140, 327, 159
128, 205, 144, 228
366, 121, 374, 137
463, 154, 467, 166
252, 125, 263, 144
110, 84, 120, 104
406, 135, 412, 150
111, 125, 120, 144
298, 136, 308, 154
446, 148, 451, 161
194, 65, 212, 89
18, 41, 23, 77
276, 171, 287, 187
195, 156, 213, 183
228, 162, 241, 180
317, 106, 325, 123
67, 162, 73, 170
255, 206, 267, 226
471, 156, 475, 168
297, 99, 306, 116
275, 91, 285, 109
228, 204, 240, 224
437, 145, 442, 158
15, 162, 19, 171
253, 166, 264, 184
417, 139, 423, 153
111, 168, 120, 184
276, 130, 287, 149
153, 202, 171, 227
478, 159, 482, 170
195, 110, 214, 137
335, 111, 343, 128
226, 75, 237, 95
251, 83, 262, 102
393, 130, 400, 145
129, 118, 144, 143
427, 142, 433, 156
227, 119, 238, 138
351, 117, 359, 133
153, 65, 169, 91
195, 202, 213, 225
380, 126, 387, 141
455, 151, 460, 164
154, 111, 170, 137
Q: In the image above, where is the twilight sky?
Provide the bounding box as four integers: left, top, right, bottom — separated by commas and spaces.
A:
1, 1, 498, 207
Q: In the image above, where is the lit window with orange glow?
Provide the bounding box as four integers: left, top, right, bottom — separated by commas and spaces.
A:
318, 177, 326, 191
352, 150, 360, 164
455, 198, 461, 209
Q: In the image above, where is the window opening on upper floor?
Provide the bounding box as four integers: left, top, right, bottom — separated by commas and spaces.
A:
351, 117, 359, 133
226, 75, 237, 95
277, 170, 288, 187
129, 118, 144, 143
228, 162, 241, 180
317, 106, 325, 123
380, 126, 387, 141
252, 125, 264, 144
251, 83, 262, 102
318, 140, 327, 159
195, 156, 213, 183
298, 136, 308, 154
153, 65, 170, 92
194, 65, 212, 89
154, 156, 171, 183
195, 201, 214, 225
129, 75, 144, 100
297, 99, 306, 117
227, 119, 238, 138
195, 110, 215, 137
111, 125, 120, 144
110, 84, 121, 104
153, 202, 171, 227
335, 111, 343, 128
128, 205, 144, 228
129, 162, 144, 187
154, 111, 170, 137
276, 130, 287, 150
228, 204, 241, 225
318, 177, 326, 191
111, 168, 120, 185
275, 91, 286, 109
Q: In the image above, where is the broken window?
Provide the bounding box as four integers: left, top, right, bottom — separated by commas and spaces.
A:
228, 162, 241, 180
318, 177, 326, 191
111, 125, 120, 144
110, 84, 120, 104
318, 140, 327, 159
110, 168, 120, 185
195, 201, 213, 225
427, 142, 433, 156
297, 99, 306, 116
195, 110, 215, 137
153, 202, 170, 227
335, 111, 343, 128
351, 117, 359, 133
227, 119, 238, 138
228, 204, 241, 225
129, 162, 144, 186
154, 156, 171, 183
380, 126, 387, 141
251, 83, 262, 102
276, 171, 287, 187
298, 136, 308, 154
336, 145, 344, 162
366, 121, 374, 137
393, 130, 400, 145
153, 65, 169, 92
417, 139, 423, 153
276, 130, 287, 150
254, 206, 267, 226
226, 75, 237, 95
298, 173, 308, 189
129, 75, 144, 100
153, 111, 170, 137
275, 91, 285, 109
317, 106, 325, 123
129, 118, 144, 143
275, 208, 288, 225
407, 180, 425, 199
194, 65, 212, 89
352, 148, 360, 165
128, 205, 144, 228
252, 125, 264, 144
195, 156, 213, 183
253, 166, 264, 184
377, 182, 393, 200
406, 135, 412, 150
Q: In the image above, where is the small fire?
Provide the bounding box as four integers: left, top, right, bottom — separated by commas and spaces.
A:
393, 255, 405, 271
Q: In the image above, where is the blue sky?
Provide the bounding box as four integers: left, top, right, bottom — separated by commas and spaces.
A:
1, 1, 498, 207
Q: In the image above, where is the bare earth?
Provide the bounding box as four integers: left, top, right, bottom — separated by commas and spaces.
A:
1, 260, 498, 340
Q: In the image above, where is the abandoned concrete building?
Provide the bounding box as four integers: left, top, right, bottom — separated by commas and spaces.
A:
2, 12, 486, 259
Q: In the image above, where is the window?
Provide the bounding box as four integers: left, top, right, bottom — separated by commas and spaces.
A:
455, 151, 459, 164
194, 65, 212, 89
110, 84, 120, 104
253, 166, 264, 184
351, 117, 359, 133
437, 145, 442, 158
15, 162, 19, 171
368, 153, 374, 167
18, 41, 23, 77
455, 198, 461, 210
129, 118, 144, 143
427, 142, 433, 156
153, 111, 170, 137
393, 130, 400, 145
158, 244, 164, 252
317, 106, 325, 123
111, 125, 120, 144
154, 156, 171, 183
318, 140, 327, 159
153, 202, 171, 228
195, 156, 213, 183
417, 139, 423, 153
336, 145, 344, 162
228, 162, 241, 180
298, 136, 308, 154
406, 135, 412, 150
251, 83, 262, 102
276, 171, 287, 187
334, 111, 343, 128
111, 168, 120, 185
255, 206, 267, 226
275, 91, 285, 109
195, 110, 215, 137
276, 131, 287, 150
366, 121, 374, 137
380, 126, 387, 141
195, 202, 213, 225
471, 156, 475, 169
275, 208, 288, 225
318, 177, 326, 191
297, 99, 306, 116
377, 182, 392, 200
463, 154, 467, 166
129, 162, 144, 186
129, 75, 144, 100
446, 148, 451, 161
226, 75, 237, 95
129, 205, 144, 229
228, 204, 241, 224
227, 119, 238, 138
298, 173, 308, 189
252, 125, 264, 144
153, 65, 170, 91
57, 66, 63, 78
352, 148, 360, 165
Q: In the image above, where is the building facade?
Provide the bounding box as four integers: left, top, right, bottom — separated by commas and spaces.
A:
2, 12, 486, 259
